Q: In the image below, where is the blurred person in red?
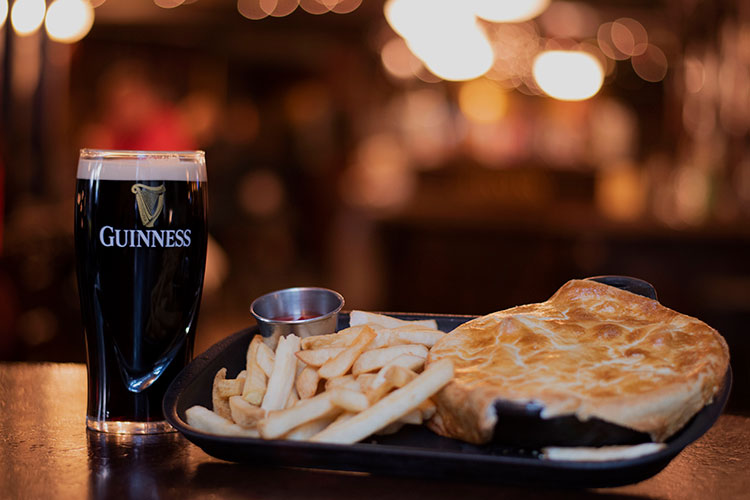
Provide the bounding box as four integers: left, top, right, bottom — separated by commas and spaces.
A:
80, 61, 196, 151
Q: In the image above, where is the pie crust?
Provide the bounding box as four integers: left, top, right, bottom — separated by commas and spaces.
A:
426, 279, 730, 445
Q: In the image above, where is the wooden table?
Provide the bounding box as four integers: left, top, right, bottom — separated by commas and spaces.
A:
1, 363, 748, 499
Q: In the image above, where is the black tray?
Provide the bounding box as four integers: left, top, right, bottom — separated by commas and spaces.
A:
164, 285, 731, 488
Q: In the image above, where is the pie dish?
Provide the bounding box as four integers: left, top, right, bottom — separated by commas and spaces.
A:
427, 279, 731, 445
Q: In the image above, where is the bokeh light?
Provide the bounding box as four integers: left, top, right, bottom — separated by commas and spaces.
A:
595, 162, 647, 222
682, 93, 716, 139
383, 0, 427, 39
1, 0, 8, 29
597, 22, 629, 61
484, 22, 540, 86
238, 0, 268, 20
299, 0, 329, 15
589, 98, 637, 164
386, 1, 493, 81
473, 0, 549, 24
381, 36, 422, 80
610, 20, 635, 57
414, 66, 442, 83
458, 78, 508, 124
259, 0, 279, 16
45, 0, 95, 43
684, 56, 706, 94
395, 89, 454, 168
532, 50, 604, 101
154, 0, 184, 9
265, 0, 298, 17
674, 165, 710, 225
340, 133, 415, 211
330, 0, 361, 14
631, 44, 668, 82
577, 41, 611, 79
412, 22, 494, 81
539, 2, 598, 39
10, 0, 46, 36
615, 17, 648, 56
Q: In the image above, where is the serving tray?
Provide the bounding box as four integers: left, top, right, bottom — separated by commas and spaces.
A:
164, 282, 731, 488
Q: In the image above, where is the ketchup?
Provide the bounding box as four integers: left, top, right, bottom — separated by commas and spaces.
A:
272, 313, 320, 321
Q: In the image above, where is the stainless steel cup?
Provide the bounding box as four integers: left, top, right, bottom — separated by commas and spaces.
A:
250, 287, 344, 346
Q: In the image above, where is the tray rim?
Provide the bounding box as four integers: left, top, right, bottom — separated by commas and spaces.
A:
164, 311, 732, 485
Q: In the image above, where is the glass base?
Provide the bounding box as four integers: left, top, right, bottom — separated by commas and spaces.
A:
86, 417, 176, 434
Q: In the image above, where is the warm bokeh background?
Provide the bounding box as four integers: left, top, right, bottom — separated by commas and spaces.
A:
1, 0, 748, 412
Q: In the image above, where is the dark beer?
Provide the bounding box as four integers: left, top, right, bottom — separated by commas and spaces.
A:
75, 150, 207, 433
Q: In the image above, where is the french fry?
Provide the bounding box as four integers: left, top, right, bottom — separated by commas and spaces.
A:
286, 387, 300, 409
374, 408, 422, 431
310, 359, 454, 444
325, 374, 359, 392
329, 388, 369, 413
318, 326, 376, 379
392, 354, 425, 372
257, 341, 275, 378
198, 310, 454, 441
212, 368, 233, 420
258, 390, 338, 439
296, 347, 345, 367
367, 359, 420, 395
364, 379, 392, 404
384, 364, 419, 388
299, 325, 367, 350
186, 405, 260, 437
261, 334, 301, 411
302, 323, 443, 351
242, 335, 268, 405
327, 411, 356, 429
372, 325, 445, 349
296, 366, 320, 399
355, 373, 377, 392
229, 396, 267, 428
352, 345, 428, 375
216, 370, 247, 398
365, 364, 418, 403
349, 310, 438, 330
285, 413, 340, 441
398, 409, 423, 425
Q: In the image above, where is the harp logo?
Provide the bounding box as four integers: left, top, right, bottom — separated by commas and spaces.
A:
98, 183, 192, 248
131, 183, 166, 228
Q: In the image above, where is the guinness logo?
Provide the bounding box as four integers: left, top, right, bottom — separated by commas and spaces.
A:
131, 183, 166, 228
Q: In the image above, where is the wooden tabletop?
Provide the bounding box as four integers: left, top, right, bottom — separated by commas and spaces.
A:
1, 363, 748, 500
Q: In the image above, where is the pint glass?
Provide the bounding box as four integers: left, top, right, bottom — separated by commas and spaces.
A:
74, 150, 208, 434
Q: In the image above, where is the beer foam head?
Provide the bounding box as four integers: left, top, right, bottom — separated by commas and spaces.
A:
77, 150, 206, 182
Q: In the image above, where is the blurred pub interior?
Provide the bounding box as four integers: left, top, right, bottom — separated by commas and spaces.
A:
0, 0, 749, 413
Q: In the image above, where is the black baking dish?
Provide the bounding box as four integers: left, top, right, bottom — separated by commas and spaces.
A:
164, 277, 731, 487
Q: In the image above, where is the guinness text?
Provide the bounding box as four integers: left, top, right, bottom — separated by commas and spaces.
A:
99, 226, 192, 248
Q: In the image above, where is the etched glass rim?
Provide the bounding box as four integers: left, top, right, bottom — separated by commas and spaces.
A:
79, 149, 205, 161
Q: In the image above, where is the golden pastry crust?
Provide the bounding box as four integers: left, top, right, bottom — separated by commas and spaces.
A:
426, 279, 730, 445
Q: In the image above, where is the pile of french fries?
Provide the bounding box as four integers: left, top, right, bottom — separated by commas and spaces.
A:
186, 311, 454, 444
